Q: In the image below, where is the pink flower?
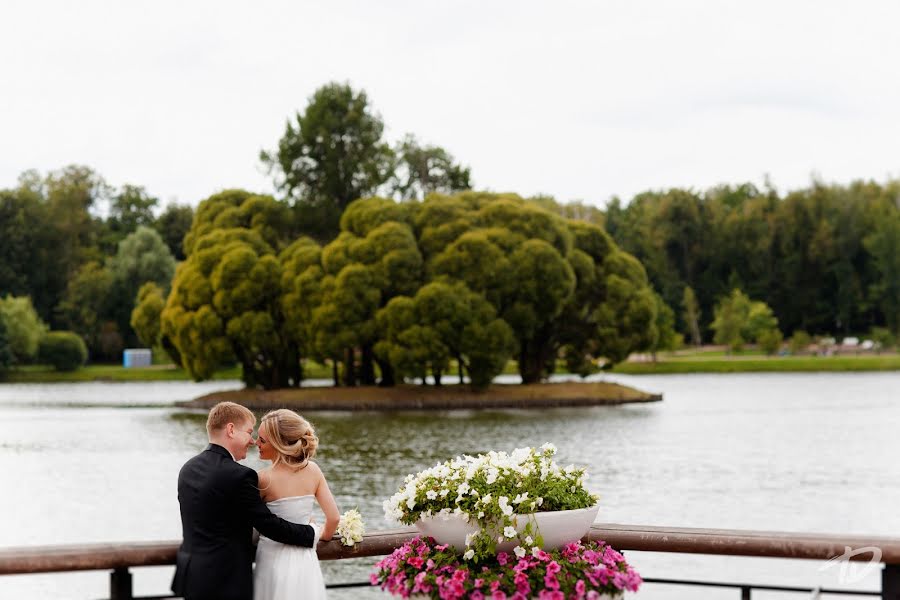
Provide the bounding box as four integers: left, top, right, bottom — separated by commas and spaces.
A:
538, 591, 565, 600
575, 579, 587, 599
474, 578, 484, 588
546, 561, 561, 576
491, 591, 508, 600
470, 592, 484, 600
408, 556, 424, 569
497, 552, 510, 566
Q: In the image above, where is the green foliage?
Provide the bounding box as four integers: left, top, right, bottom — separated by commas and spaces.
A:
0, 296, 48, 364
102, 184, 159, 251
682, 285, 702, 346
864, 212, 900, 335
38, 331, 88, 371
789, 330, 812, 354
605, 179, 900, 340
711, 289, 782, 352
131, 282, 166, 348
261, 82, 395, 240
0, 316, 12, 373
376, 281, 516, 388
154, 203, 194, 260
162, 219, 299, 388
391, 134, 472, 200
757, 328, 784, 355
55, 261, 115, 360
868, 326, 896, 351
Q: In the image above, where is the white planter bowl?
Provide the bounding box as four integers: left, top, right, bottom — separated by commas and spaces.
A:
415, 504, 600, 552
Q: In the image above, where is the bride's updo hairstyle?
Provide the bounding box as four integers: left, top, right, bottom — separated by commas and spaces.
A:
259, 409, 318, 469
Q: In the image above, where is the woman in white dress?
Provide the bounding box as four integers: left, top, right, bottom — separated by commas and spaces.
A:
253, 409, 340, 600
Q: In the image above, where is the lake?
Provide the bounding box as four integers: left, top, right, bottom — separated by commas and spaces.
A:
1, 372, 898, 599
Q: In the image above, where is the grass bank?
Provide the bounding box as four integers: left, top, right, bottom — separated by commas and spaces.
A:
1, 364, 243, 383
182, 381, 661, 411
612, 353, 900, 374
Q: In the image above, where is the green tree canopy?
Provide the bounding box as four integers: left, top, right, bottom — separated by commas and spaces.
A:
154, 202, 194, 261
0, 296, 48, 364
261, 82, 395, 240
391, 134, 472, 200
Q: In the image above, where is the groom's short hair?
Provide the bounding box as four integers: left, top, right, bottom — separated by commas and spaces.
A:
206, 402, 255, 435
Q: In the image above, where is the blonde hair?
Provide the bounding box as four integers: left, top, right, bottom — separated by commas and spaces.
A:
206, 402, 255, 435
259, 409, 318, 469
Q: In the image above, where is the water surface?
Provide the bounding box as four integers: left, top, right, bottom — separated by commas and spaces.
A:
1, 373, 897, 598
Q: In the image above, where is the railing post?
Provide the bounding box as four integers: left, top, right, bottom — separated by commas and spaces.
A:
884, 564, 900, 600
740, 586, 751, 599
110, 567, 133, 600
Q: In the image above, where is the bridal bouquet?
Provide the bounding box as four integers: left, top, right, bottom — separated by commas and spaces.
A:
383, 444, 598, 562
336, 508, 365, 547
371, 535, 642, 599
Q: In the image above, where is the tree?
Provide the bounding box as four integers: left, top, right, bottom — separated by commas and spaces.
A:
260, 82, 395, 240
102, 184, 159, 252
864, 212, 900, 336
55, 261, 114, 358
0, 316, 12, 374
391, 134, 472, 200
0, 296, 48, 364
375, 281, 515, 388
38, 331, 88, 371
711, 289, 781, 352
646, 293, 681, 360
108, 226, 176, 347
154, 203, 194, 260
682, 286, 702, 346
131, 282, 166, 349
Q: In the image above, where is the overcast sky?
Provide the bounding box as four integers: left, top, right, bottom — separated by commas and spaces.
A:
2, 0, 899, 208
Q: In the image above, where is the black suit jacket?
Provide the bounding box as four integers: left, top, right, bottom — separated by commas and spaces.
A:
172, 444, 316, 600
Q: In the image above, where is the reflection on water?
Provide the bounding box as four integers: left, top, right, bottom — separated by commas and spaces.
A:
1, 373, 899, 598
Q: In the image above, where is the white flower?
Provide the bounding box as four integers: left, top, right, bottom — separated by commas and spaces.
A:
406, 497, 416, 509
514, 546, 526, 558
426, 490, 438, 500
524, 535, 534, 545
504, 526, 517, 538
478, 511, 485, 518
439, 489, 449, 497
498, 536, 504, 543
532, 547, 542, 557
335, 509, 365, 547
513, 493, 528, 504
540, 442, 557, 454
463, 549, 475, 560
536, 497, 544, 507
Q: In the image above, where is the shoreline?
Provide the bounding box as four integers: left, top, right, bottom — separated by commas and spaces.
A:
179, 381, 662, 411
1, 353, 897, 385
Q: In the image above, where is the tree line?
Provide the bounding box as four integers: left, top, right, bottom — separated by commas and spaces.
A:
597, 180, 900, 345
2, 80, 898, 380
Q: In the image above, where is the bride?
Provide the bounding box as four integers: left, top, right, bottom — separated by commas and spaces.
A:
254, 409, 340, 600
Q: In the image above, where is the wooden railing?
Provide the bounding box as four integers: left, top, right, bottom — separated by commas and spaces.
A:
2, 524, 899, 599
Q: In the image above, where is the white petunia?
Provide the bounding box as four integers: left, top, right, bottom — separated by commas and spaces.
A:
426, 490, 438, 500
504, 526, 517, 538
514, 546, 526, 558
463, 549, 475, 560
524, 535, 533, 545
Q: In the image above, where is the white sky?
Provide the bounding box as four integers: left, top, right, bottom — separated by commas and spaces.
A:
2, 0, 899, 208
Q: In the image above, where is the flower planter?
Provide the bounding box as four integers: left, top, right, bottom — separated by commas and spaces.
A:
416, 504, 600, 552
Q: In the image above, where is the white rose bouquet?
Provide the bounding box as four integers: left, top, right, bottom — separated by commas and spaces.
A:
335, 508, 365, 547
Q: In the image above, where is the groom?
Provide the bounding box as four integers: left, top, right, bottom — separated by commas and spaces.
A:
172, 401, 317, 600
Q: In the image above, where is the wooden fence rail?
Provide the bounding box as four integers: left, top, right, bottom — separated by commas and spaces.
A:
2, 523, 899, 598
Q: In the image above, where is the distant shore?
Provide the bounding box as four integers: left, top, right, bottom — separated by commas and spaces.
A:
1, 352, 897, 384
180, 381, 662, 411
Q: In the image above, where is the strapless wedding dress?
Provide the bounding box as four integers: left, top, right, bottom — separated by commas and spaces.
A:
254, 495, 327, 600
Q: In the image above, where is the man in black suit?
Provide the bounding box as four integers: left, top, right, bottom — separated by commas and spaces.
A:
172, 401, 317, 600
